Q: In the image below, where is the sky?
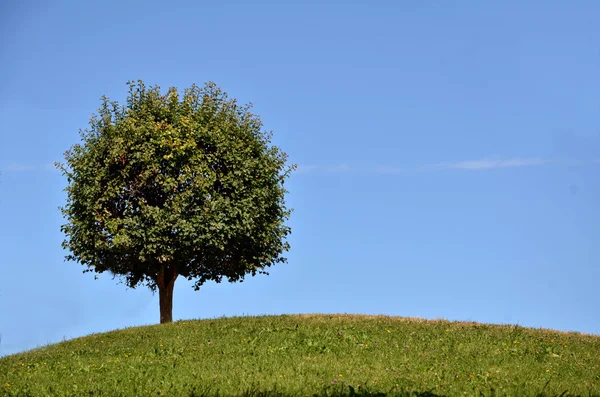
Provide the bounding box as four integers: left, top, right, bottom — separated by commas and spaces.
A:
1, 0, 599, 357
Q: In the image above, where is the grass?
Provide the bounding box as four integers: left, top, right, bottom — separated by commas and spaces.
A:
1, 314, 599, 396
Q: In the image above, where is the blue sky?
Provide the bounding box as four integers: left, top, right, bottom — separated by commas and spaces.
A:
1, 0, 599, 357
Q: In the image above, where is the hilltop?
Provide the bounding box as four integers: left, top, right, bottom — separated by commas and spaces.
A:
1, 314, 599, 396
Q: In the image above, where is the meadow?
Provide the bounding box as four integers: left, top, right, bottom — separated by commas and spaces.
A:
1, 314, 599, 396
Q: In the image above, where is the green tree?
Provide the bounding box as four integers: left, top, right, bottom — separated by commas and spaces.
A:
57, 81, 294, 323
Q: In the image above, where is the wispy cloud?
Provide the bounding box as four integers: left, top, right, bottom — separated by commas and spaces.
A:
373, 165, 404, 175
3, 163, 36, 172
273, 157, 596, 176
326, 164, 351, 173
1, 162, 61, 173
295, 164, 319, 174
296, 164, 351, 174
421, 158, 549, 171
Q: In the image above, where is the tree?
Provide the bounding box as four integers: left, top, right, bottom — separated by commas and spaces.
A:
57, 81, 295, 323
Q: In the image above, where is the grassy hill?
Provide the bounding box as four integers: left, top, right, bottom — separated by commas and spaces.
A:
1, 314, 599, 396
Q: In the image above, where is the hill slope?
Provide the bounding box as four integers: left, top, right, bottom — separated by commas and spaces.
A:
1, 314, 599, 396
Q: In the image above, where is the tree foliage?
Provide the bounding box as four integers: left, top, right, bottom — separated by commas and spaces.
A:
57, 81, 294, 322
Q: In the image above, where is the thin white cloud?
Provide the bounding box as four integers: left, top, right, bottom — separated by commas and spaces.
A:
3, 163, 36, 172
421, 158, 548, 171
296, 164, 351, 174
325, 164, 351, 173
373, 165, 404, 174
295, 165, 319, 174
1, 162, 62, 173
284, 157, 596, 176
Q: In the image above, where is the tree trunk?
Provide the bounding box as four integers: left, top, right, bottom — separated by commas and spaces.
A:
157, 265, 178, 324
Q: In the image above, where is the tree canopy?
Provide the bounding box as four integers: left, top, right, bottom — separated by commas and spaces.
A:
58, 80, 294, 323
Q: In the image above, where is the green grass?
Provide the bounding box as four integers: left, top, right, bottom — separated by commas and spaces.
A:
1, 314, 599, 396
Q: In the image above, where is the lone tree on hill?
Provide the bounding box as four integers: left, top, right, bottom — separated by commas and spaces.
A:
58, 81, 295, 323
